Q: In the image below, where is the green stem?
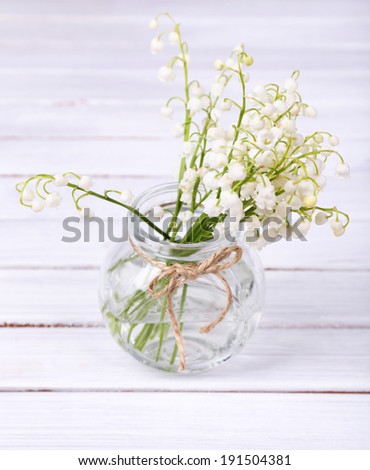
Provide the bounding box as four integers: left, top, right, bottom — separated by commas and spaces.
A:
135, 324, 156, 351
67, 183, 170, 241
227, 60, 247, 163
168, 24, 192, 239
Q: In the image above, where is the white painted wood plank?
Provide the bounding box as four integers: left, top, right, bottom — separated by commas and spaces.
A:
0, 269, 101, 325
0, 141, 179, 176
1, 21, 368, 52
1, 14, 368, 43
1, 0, 369, 17
1, 44, 368, 70
0, 102, 368, 141
0, 138, 366, 178
0, 270, 369, 327
0, 392, 369, 449
0, 0, 367, 451
0, 70, 368, 103
0, 328, 369, 392
2, 166, 364, 220
263, 271, 370, 328
0, 219, 366, 269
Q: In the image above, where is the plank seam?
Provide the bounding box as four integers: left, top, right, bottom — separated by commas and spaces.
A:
0, 323, 369, 330
0, 266, 369, 272
0, 135, 162, 141
0, 174, 168, 180
0, 388, 369, 395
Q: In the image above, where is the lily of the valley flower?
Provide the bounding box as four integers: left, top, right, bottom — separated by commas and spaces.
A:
16, 12, 350, 249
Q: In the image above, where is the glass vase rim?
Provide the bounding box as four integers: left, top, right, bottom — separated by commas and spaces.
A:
129, 181, 235, 256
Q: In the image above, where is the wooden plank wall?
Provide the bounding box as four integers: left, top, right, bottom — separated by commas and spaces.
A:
0, 0, 369, 449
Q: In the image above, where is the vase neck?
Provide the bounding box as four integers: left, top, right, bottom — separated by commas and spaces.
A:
131, 234, 234, 263
128, 182, 235, 263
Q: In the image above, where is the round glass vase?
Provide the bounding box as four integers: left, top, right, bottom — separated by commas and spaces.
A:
99, 183, 265, 374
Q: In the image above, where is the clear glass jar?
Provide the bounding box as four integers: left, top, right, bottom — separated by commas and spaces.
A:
99, 183, 265, 374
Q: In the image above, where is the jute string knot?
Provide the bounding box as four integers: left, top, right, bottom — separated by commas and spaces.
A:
129, 238, 243, 371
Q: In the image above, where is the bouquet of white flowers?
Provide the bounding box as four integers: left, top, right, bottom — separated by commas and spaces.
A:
16, 13, 350, 373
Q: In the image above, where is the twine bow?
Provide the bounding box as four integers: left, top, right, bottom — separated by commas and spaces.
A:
130, 238, 243, 371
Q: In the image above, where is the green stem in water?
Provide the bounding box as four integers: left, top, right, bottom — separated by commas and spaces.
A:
135, 324, 156, 351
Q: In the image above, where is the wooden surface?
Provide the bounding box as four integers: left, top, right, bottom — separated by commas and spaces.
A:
0, 0, 369, 450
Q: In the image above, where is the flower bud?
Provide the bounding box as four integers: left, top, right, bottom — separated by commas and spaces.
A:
45, 192, 62, 208
328, 135, 339, 146
22, 187, 35, 202
233, 44, 243, 53
283, 77, 298, 92
203, 197, 223, 217
290, 103, 300, 116
158, 66, 176, 82
187, 97, 203, 114
202, 171, 219, 189
296, 219, 311, 237
335, 162, 350, 178
313, 134, 324, 144
168, 31, 179, 45
284, 181, 295, 194
53, 174, 68, 187
79, 175, 93, 191
228, 162, 247, 181
189, 83, 203, 97
220, 99, 232, 111
214, 59, 224, 71
119, 190, 134, 204
181, 141, 196, 157
330, 219, 345, 237
289, 195, 303, 210
149, 18, 158, 30
171, 123, 183, 137
209, 109, 220, 122
304, 105, 317, 118
303, 195, 317, 208
315, 211, 328, 225
31, 200, 44, 212
242, 54, 254, 66
160, 106, 173, 118
297, 179, 315, 197
150, 37, 164, 54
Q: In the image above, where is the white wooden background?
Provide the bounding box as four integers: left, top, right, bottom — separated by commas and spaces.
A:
0, 0, 369, 450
